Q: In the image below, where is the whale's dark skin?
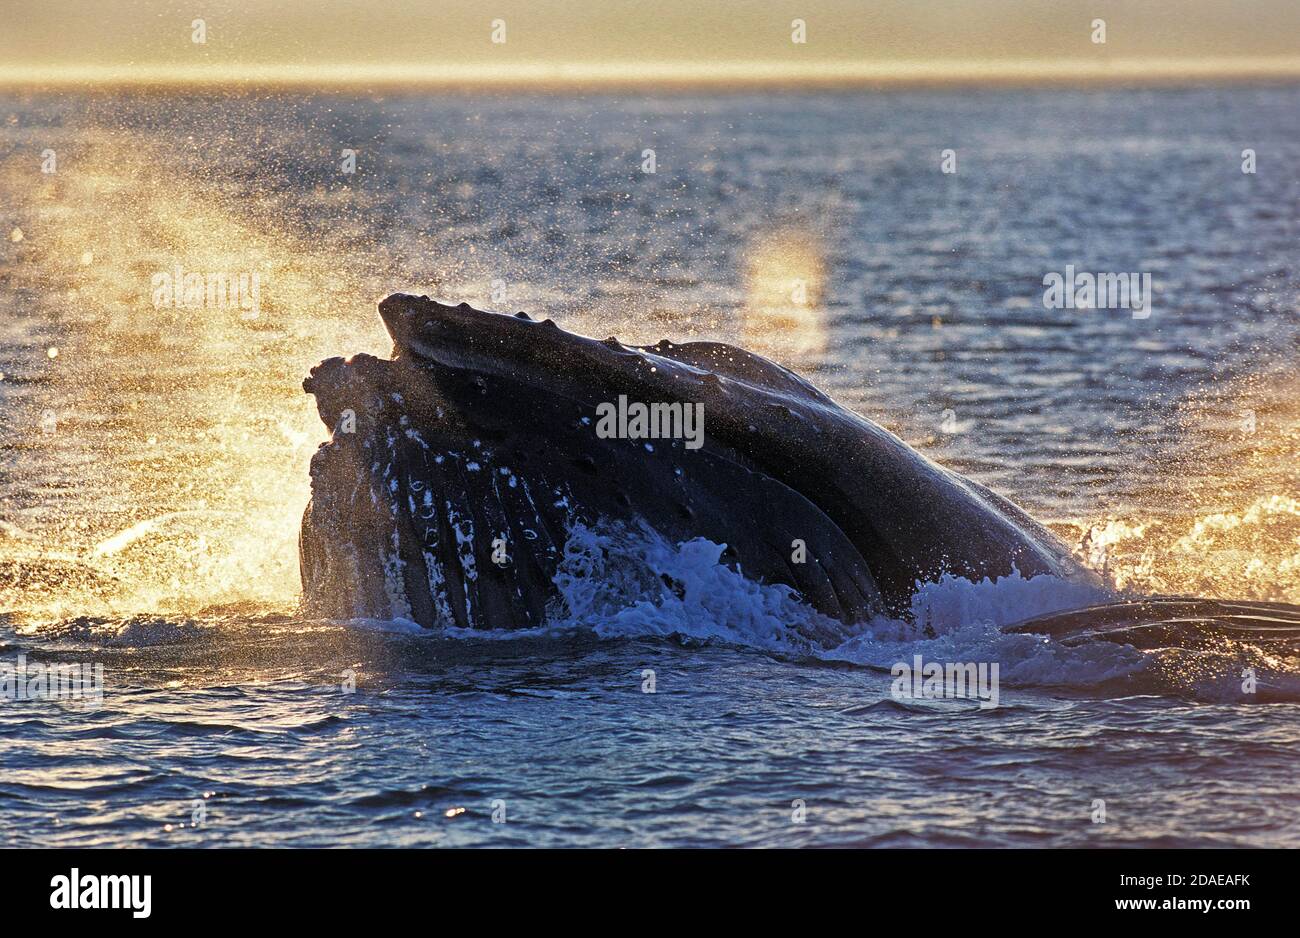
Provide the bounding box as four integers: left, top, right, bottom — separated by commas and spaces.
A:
299, 294, 1099, 631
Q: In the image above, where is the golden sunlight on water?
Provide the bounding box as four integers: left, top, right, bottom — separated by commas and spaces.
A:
1072, 371, 1300, 604
1, 125, 1295, 627
0, 133, 392, 622
740, 230, 827, 357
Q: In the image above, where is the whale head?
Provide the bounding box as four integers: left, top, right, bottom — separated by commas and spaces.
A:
300, 294, 1091, 631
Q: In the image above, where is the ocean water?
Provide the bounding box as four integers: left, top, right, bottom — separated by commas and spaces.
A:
0, 87, 1297, 847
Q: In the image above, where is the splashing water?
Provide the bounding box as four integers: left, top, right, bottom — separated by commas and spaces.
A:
1, 131, 396, 620
1066, 369, 1300, 605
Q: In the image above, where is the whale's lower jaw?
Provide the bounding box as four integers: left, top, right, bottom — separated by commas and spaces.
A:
298, 353, 883, 630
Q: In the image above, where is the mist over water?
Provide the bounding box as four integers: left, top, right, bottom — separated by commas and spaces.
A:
0, 87, 1296, 846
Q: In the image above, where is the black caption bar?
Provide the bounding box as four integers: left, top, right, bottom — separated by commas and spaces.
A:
0, 848, 1284, 925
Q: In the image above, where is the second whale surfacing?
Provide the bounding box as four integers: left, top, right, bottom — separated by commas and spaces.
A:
299, 293, 1101, 636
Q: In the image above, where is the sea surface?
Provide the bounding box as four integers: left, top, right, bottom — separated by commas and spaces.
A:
0, 86, 1297, 847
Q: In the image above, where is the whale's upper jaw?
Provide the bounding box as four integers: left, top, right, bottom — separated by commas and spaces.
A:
372, 292, 839, 412
372, 292, 717, 420
376, 293, 558, 380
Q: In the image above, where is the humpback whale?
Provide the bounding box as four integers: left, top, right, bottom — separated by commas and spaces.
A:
299, 294, 1102, 633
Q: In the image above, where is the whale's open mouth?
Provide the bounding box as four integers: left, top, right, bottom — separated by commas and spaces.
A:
299, 294, 1095, 632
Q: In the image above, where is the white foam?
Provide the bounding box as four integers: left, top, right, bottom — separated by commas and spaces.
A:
342, 615, 426, 635
543, 521, 1150, 686
337, 520, 1289, 696
550, 521, 841, 653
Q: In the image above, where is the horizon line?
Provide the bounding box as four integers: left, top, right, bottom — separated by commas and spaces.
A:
2, 57, 1299, 92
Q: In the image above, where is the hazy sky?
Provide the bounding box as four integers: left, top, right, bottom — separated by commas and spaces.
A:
2, 0, 1298, 84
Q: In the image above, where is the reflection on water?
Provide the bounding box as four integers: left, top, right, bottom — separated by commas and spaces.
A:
742, 228, 827, 356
